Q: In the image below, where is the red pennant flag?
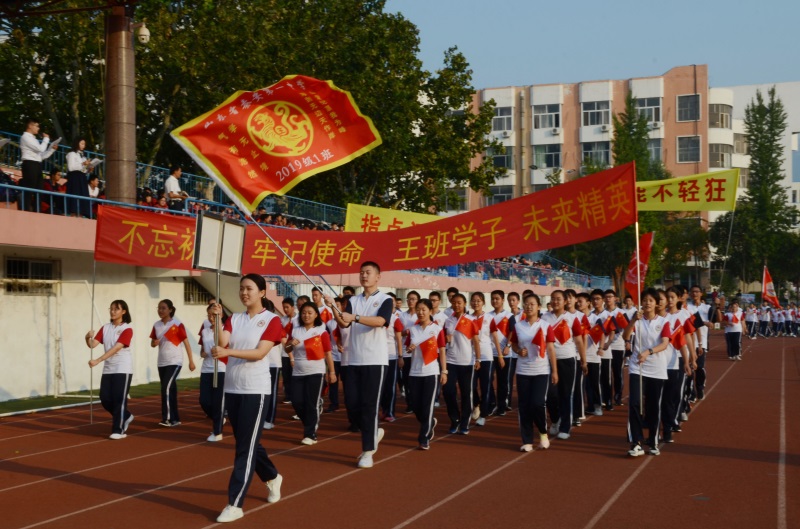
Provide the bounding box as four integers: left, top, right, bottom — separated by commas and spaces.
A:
533, 328, 547, 358
615, 312, 629, 330
455, 316, 477, 339
419, 336, 439, 365
670, 324, 686, 349
602, 317, 616, 334
171, 75, 382, 212
553, 319, 571, 345
730, 314, 739, 324
763, 266, 781, 308
304, 334, 326, 361
495, 317, 509, 338
475, 316, 484, 333
589, 323, 605, 345
164, 325, 183, 347
320, 309, 333, 323
625, 231, 655, 301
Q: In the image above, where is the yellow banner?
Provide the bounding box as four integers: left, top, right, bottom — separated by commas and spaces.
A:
637, 169, 739, 211
345, 203, 440, 232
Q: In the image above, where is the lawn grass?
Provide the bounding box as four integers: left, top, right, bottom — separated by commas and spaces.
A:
0, 378, 201, 416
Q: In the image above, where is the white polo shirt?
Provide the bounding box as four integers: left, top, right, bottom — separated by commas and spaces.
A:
223, 310, 283, 395
94, 323, 133, 375
511, 319, 555, 376
540, 311, 582, 360
628, 315, 670, 380
408, 323, 446, 377
489, 310, 512, 358
198, 320, 227, 374
290, 324, 332, 376
150, 318, 188, 367
343, 290, 394, 366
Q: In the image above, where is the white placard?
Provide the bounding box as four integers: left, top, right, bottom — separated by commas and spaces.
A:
193, 212, 245, 275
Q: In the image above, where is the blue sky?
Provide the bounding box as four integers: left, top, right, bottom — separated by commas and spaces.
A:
385, 0, 800, 89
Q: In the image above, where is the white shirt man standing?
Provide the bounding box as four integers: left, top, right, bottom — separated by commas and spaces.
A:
19, 118, 57, 211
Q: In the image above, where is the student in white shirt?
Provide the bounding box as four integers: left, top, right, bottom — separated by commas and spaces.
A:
443, 293, 481, 435
622, 288, 670, 457
510, 293, 557, 452
65, 138, 91, 216
19, 118, 57, 211
505, 290, 523, 410
687, 285, 713, 401
661, 287, 694, 443
577, 292, 604, 417
380, 292, 404, 422
85, 300, 135, 440
470, 292, 494, 426
325, 261, 394, 469
488, 290, 512, 416
724, 300, 744, 361
211, 274, 284, 523
150, 299, 195, 427
404, 299, 447, 450
164, 165, 188, 210
199, 303, 227, 442
398, 290, 420, 413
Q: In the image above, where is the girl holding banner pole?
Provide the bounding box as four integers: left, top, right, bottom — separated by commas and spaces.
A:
404, 299, 447, 450
199, 305, 226, 442
211, 274, 284, 524
284, 302, 337, 445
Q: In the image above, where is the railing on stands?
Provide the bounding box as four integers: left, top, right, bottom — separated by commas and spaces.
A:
263, 276, 298, 299
1, 130, 346, 225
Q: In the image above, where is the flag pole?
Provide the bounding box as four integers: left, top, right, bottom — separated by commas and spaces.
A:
212, 216, 226, 389
634, 221, 643, 419
89, 259, 96, 424
719, 210, 736, 290
245, 215, 344, 316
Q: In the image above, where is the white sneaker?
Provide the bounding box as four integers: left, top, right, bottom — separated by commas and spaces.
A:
207, 433, 223, 442
593, 407, 603, 416
109, 433, 126, 440
628, 444, 645, 457
430, 418, 438, 441
538, 434, 550, 450
471, 406, 481, 421
737, 355, 742, 361
123, 414, 134, 432
556, 432, 570, 440
357, 451, 374, 468
266, 474, 282, 503
263, 421, 274, 430
301, 437, 317, 445
376, 427, 385, 453
291, 415, 300, 420
548, 420, 560, 436
217, 505, 243, 523
476, 417, 486, 427
520, 444, 533, 452
680, 412, 689, 422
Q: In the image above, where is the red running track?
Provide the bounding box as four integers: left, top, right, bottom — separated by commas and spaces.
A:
0, 332, 797, 529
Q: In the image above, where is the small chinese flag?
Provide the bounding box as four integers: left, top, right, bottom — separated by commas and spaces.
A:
589, 323, 605, 345
615, 312, 629, 331
474, 316, 484, 333
320, 309, 333, 323
670, 326, 686, 349
553, 319, 571, 345
495, 317, 509, 337
164, 325, 182, 347
730, 313, 739, 324
304, 334, 326, 361
419, 336, 439, 365
533, 328, 547, 358
455, 316, 477, 339
602, 317, 616, 334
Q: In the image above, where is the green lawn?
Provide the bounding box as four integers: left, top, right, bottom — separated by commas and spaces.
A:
0, 378, 201, 416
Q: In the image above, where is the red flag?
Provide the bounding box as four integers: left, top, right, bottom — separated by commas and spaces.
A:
455, 316, 477, 339
552, 319, 571, 345
419, 336, 439, 365
171, 75, 382, 212
303, 334, 326, 361
729, 313, 740, 324
625, 231, 655, 301
670, 325, 686, 349
320, 308, 333, 324
495, 317, 509, 338
589, 323, 605, 345
164, 325, 183, 347
533, 328, 547, 358
763, 266, 781, 308
615, 312, 629, 330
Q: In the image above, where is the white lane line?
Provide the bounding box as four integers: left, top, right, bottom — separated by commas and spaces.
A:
582, 342, 741, 529
777, 342, 786, 529
0, 409, 163, 443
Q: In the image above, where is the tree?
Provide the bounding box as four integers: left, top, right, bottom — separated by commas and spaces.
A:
709, 87, 792, 287
0, 0, 501, 211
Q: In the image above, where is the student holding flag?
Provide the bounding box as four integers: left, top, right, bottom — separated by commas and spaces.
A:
85, 300, 135, 440
199, 304, 226, 442
470, 292, 494, 427
576, 292, 605, 416
661, 287, 694, 444
150, 299, 195, 427
489, 290, 512, 416
210, 274, 284, 523
284, 301, 337, 445
724, 300, 744, 360
404, 298, 447, 450
510, 293, 557, 452
623, 288, 671, 457
443, 293, 481, 435
602, 289, 628, 408
380, 292, 404, 421
398, 291, 420, 413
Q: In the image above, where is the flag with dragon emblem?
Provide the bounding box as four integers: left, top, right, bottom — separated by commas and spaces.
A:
171, 75, 382, 212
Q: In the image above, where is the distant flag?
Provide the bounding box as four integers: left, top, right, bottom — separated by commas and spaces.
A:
625, 231, 655, 302
763, 266, 781, 308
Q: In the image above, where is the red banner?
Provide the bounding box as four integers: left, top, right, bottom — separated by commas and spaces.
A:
171, 75, 382, 212
94, 164, 636, 275
625, 231, 655, 302
763, 266, 781, 308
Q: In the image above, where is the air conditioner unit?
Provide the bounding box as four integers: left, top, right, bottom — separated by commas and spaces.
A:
501, 131, 511, 138
600, 124, 611, 132
650, 121, 663, 129
551, 127, 561, 135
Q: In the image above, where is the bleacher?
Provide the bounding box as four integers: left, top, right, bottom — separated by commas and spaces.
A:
0, 131, 611, 291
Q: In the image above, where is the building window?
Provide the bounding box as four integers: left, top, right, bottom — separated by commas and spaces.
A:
445, 188, 467, 211
734, 133, 749, 154
533, 144, 561, 169
792, 190, 797, 204
647, 139, 662, 163
4, 257, 60, 294
533, 104, 560, 129
635, 97, 661, 122
708, 104, 732, 129
490, 146, 514, 170
709, 144, 732, 168
677, 94, 701, 121
582, 101, 610, 126
532, 184, 550, 193
486, 185, 513, 206
739, 167, 750, 188
492, 107, 513, 131
677, 136, 701, 163
184, 278, 214, 305
582, 141, 611, 166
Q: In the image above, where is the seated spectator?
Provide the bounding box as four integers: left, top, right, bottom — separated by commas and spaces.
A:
155, 196, 169, 212
41, 169, 67, 214
0, 167, 19, 205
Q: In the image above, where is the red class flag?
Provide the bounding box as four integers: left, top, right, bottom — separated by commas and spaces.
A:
763, 266, 781, 308
625, 231, 654, 302
419, 336, 440, 365
304, 334, 326, 361
455, 316, 477, 339
171, 75, 382, 212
